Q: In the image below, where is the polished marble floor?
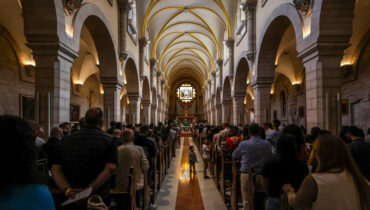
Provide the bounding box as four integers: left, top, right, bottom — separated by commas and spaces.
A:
155, 136, 227, 210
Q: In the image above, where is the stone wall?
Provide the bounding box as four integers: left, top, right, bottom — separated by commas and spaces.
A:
70, 75, 104, 120
0, 32, 34, 116
341, 39, 370, 132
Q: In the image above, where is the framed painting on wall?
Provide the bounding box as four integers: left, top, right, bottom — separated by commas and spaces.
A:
19, 94, 36, 120
341, 99, 349, 115
70, 104, 80, 122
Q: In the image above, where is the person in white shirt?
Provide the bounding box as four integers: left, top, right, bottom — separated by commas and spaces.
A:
202, 138, 211, 179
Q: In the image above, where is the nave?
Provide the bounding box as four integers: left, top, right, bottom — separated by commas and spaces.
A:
155, 135, 227, 210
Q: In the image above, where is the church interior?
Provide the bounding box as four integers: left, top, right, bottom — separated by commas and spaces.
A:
0, 0, 369, 209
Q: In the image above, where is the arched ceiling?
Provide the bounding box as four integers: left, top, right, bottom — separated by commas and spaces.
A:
139, 0, 236, 86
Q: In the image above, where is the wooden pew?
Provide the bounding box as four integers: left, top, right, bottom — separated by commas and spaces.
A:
246, 168, 265, 210
220, 151, 234, 204
143, 170, 150, 210
213, 145, 222, 189
231, 160, 241, 210
153, 154, 159, 201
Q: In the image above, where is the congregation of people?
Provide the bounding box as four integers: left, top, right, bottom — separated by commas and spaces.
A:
1, 106, 370, 210
194, 120, 370, 210
0, 108, 181, 210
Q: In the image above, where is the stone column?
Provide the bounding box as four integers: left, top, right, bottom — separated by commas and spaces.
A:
128, 95, 141, 125
300, 47, 344, 135
30, 43, 77, 135
142, 102, 151, 125
157, 96, 162, 123
217, 59, 223, 87
216, 103, 222, 125
139, 38, 148, 77
151, 105, 158, 125
150, 59, 157, 88
232, 95, 245, 125
121, 104, 126, 123
226, 40, 235, 77
252, 81, 272, 124
102, 82, 122, 124
222, 100, 231, 123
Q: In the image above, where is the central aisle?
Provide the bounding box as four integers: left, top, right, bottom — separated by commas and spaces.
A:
155, 135, 227, 210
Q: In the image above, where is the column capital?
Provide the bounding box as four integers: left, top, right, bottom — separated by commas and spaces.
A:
251, 77, 273, 89
225, 39, 235, 48
127, 94, 142, 102
101, 79, 124, 88
139, 38, 149, 48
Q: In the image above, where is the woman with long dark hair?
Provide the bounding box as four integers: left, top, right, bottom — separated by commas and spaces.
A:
281, 124, 307, 160
0, 115, 55, 209
282, 134, 370, 210
262, 135, 309, 210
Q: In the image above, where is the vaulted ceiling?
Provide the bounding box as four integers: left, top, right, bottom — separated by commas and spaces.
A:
138, 0, 237, 86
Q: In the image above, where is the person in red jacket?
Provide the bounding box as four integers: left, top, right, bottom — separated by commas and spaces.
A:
226, 126, 241, 152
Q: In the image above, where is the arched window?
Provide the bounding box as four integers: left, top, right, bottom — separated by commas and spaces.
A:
280, 91, 287, 117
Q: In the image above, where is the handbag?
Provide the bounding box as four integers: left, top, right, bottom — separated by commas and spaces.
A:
87, 195, 108, 210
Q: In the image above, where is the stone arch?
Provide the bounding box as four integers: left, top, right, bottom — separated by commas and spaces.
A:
72, 3, 119, 80
124, 57, 140, 95
351, 29, 370, 79
21, 0, 65, 43
234, 53, 251, 95
151, 87, 157, 107
255, 3, 304, 82
0, 24, 34, 116
311, 0, 355, 46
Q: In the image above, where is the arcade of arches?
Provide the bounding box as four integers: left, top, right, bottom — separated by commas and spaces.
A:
1, 0, 370, 209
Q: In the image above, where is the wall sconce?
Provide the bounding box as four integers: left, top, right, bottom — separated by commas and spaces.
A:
340, 64, 353, 77
292, 82, 301, 92
74, 82, 83, 93
24, 64, 36, 77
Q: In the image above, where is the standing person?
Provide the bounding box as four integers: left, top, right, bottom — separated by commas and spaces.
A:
134, 125, 157, 209
189, 146, 198, 174
232, 123, 273, 210
202, 138, 211, 179
112, 129, 123, 147
266, 120, 281, 153
219, 122, 230, 144
42, 126, 63, 169
347, 127, 370, 181
59, 122, 72, 137
281, 124, 307, 161
115, 129, 149, 209
262, 135, 309, 210
51, 108, 117, 209
282, 134, 370, 210
0, 115, 55, 210
225, 126, 242, 152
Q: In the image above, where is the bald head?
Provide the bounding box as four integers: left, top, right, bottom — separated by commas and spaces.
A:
50, 126, 63, 140
85, 107, 103, 128
122, 129, 134, 142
